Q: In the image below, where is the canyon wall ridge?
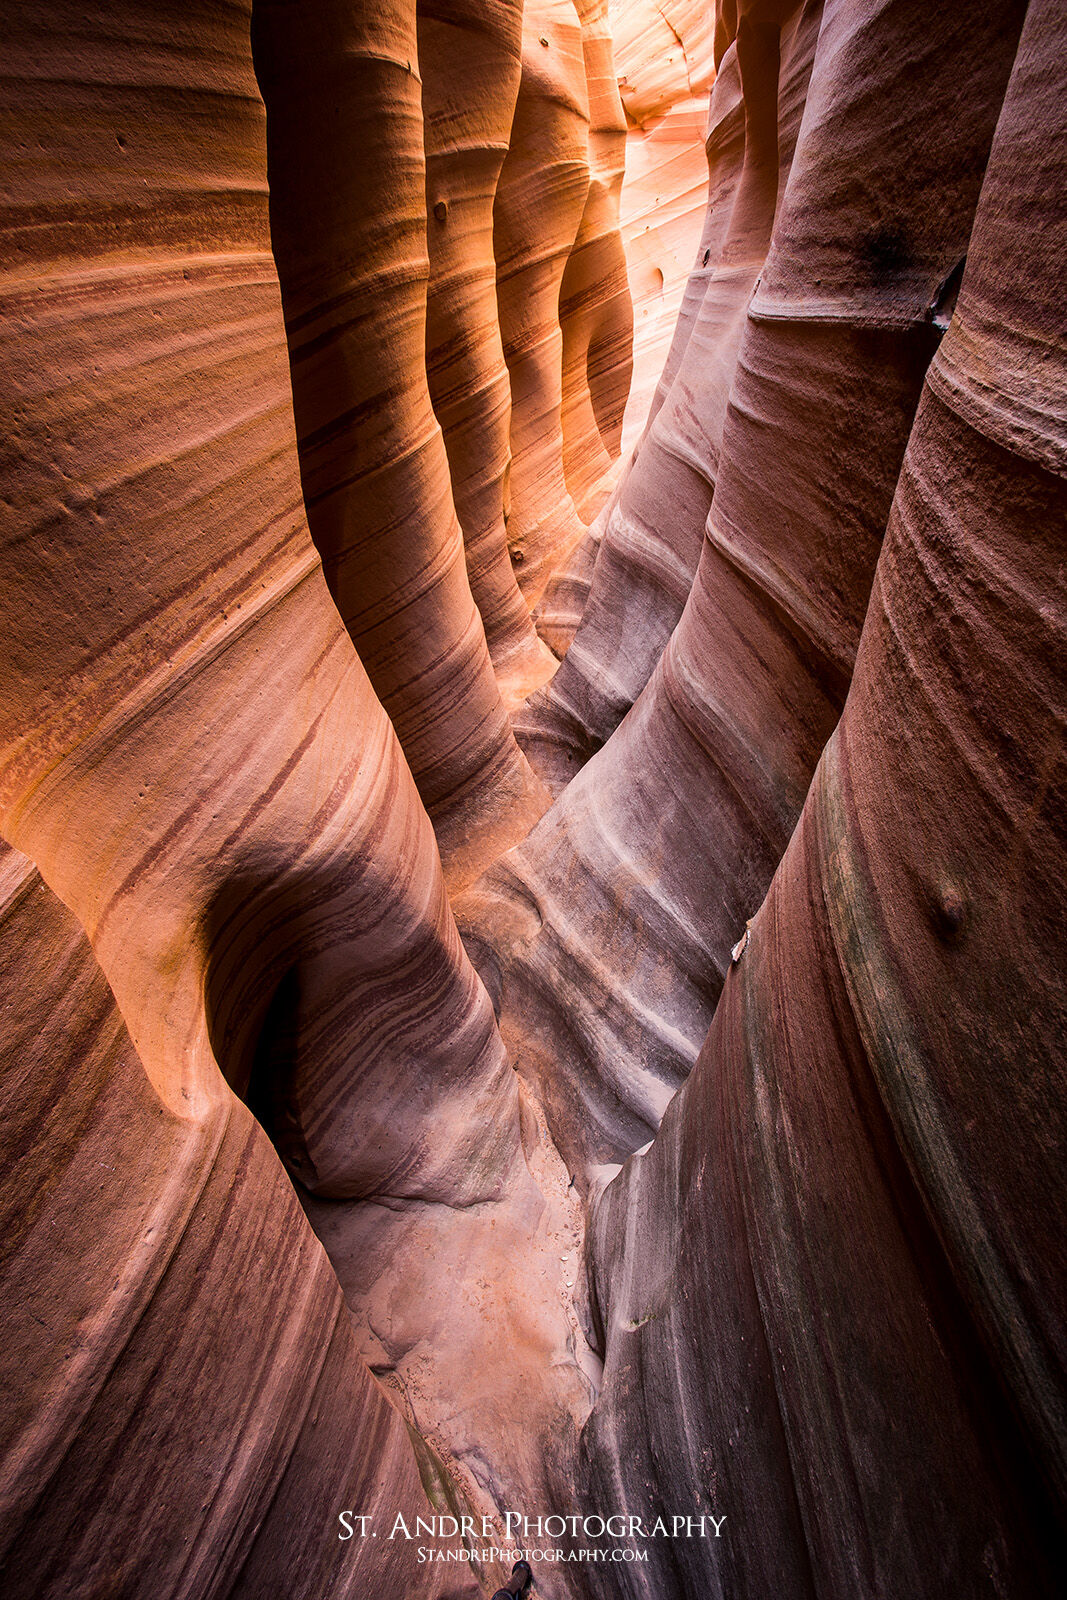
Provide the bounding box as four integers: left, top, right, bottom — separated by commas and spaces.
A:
1, 3, 1063, 1598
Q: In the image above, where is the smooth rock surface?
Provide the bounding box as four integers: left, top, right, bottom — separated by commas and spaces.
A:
469, 0, 1029, 1184
0, 11, 592, 1592
0, 845, 481, 1599
252, 0, 550, 882
419, 0, 558, 709
577, 14, 1067, 1590
1, 4, 1064, 1598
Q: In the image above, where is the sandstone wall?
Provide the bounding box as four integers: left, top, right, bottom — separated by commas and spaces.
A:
1, 3, 1064, 1598
611, 0, 715, 450
0, 844, 477, 1598
578, 12, 1067, 1592
472, 0, 1028, 1177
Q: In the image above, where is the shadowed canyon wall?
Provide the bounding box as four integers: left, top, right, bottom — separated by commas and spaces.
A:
0, 844, 479, 1600
477, 0, 1032, 1174
1, 2, 1064, 1598
0, 2, 601, 1592
574, 7, 1067, 1592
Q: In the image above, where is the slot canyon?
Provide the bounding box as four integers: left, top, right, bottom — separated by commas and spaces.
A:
0, 0, 1064, 1596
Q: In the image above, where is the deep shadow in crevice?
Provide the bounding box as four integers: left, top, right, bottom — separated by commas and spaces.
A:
201, 866, 338, 1189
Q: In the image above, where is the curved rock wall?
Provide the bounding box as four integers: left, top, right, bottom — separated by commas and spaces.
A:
494, 1, 596, 610
0, 0, 522, 1210
0, 6, 571, 1589
610, 0, 715, 450
251, 0, 549, 879
467, 0, 1029, 1184
2, 2, 1064, 1598
516, 0, 823, 787
418, 0, 558, 709
578, 8, 1067, 1588
0, 1, 636, 1591
557, 3, 631, 513
0, 846, 479, 1600
532, 0, 713, 656
536, 0, 635, 654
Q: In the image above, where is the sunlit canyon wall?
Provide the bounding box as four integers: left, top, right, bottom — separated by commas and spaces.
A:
1, 3, 1064, 1599
611, 0, 714, 450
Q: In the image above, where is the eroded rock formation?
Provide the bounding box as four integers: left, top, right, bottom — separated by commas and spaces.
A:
611, 0, 715, 449
0, 844, 477, 1599
418, 0, 558, 711
0, 0, 524, 1214
558, 1, 631, 520
471, 0, 1031, 1179
514, 0, 824, 785
252, 0, 551, 882
493, 0, 597, 615
0, 4, 596, 1591
578, 13, 1067, 1591
1, 2, 1064, 1598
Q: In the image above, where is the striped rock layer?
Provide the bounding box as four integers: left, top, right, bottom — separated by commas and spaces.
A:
251, 0, 551, 885
419, 0, 559, 709
0, 2, 625, 1592
577, 7, 1067, 1590
466, 0, 1031, 1182
0, 845, 481, 1599
1, 3, 1065, 1599
611, 0, 716, 454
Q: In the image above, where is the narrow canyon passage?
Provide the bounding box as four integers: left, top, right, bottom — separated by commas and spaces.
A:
0, 3, 1064, 1599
